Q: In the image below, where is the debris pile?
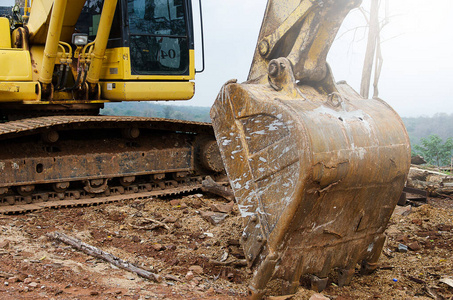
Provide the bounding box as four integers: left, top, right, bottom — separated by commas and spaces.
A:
408, 166, 453, 197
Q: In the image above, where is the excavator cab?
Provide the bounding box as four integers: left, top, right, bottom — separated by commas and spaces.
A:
76, 0, 192, 77
211, 0, 411, 298
0, 0, 196, 108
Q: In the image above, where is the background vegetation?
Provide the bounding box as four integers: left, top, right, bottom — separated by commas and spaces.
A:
101, 102, 211, 122
402, 113, 453, 166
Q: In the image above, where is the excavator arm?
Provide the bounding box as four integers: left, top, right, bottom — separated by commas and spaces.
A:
249, 0, 360, 84
211, 1, 411, 298
29, 0, 118, 99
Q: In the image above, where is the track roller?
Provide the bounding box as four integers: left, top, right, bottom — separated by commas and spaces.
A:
16, 185, 35, 196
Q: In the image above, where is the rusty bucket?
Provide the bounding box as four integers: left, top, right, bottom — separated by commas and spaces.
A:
210, 59, 411, 298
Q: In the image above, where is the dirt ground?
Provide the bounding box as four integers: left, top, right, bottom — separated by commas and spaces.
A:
0, 193, 452, 300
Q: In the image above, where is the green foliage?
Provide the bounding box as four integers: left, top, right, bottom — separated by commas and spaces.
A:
403, 113, 453, 166
413, 135, 453, 166
402, 113, 453, 146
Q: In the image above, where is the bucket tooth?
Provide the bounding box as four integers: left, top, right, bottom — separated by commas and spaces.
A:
310, 275, 329, 292
360, 260, 379, 275
338, 268, 355, 287
210, 58, 411, 297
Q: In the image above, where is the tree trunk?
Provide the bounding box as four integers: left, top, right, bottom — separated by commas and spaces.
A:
360, 0, 380, 99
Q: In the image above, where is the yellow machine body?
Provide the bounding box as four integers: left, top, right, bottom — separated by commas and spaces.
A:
0, 0, 196, 106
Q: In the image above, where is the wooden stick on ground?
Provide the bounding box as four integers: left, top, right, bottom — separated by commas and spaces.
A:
209, 259, 247, 267
202, 176, 235, 201
47, 231, 162, 283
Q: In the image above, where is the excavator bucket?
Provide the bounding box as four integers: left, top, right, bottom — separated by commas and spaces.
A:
210, 0, 411, 298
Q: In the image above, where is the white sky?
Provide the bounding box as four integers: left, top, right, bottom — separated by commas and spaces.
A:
190, 0, 453, 118
1, 0, 452, 117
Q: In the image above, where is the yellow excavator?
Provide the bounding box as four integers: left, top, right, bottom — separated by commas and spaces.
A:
0, 0, 225, 212
0, 0, 411, 298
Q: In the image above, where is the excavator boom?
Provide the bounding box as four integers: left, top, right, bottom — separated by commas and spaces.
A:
211, 0, 411, 298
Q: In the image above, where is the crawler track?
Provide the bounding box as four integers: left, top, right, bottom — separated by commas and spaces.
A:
0, 116, 225, 214
0, 177, 228, 214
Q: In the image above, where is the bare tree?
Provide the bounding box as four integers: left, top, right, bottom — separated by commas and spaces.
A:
360, 0, 389, 99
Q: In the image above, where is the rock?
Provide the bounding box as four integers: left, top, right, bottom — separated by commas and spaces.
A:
185, 271, 194, 281
229, 246, 245, 259
163, 216, 178, 223
16, 273, 27, 282
220, 251, 228, 262
152, 244, 164, 251
0, 240, 10, 249
395, 235, 409, 244
408, 241, 421, 251
200, 211, 228, 225
412, 219, 422, 226
131, 236, 141, 243
189, 265, 203, 275
107, 212, 126, 222
210, 203, 233, 214
228, 239, 240, 246
166, 245, 176, 250
90, 291, 99, 296
268, 295, 294, 300
411, 155, 426, 165
8, 277, 19, 283
3, 282, 8, 286
437, 224, 453, 231
393, 205, 412, 216
24, 277, 33, 284
29, 282, 38, 287
440, 277, 453, 288
174, 221, 182, 228
309, 293, 330, 300
191, 199, 203, 208
170, 200, 181, 206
